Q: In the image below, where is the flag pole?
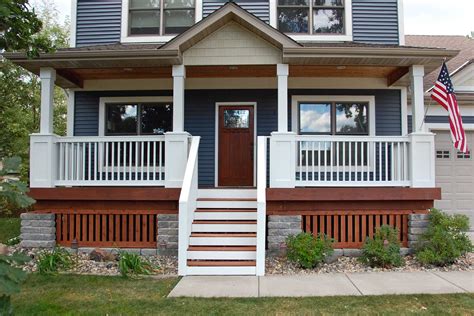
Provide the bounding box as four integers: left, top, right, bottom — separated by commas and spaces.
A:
420, 58, 447, 131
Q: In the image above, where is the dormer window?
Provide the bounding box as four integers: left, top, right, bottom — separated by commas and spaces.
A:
129, 0, 195, 36
277, 0, 344, 35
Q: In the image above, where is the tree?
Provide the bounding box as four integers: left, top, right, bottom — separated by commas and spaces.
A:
0, 0, 54, 57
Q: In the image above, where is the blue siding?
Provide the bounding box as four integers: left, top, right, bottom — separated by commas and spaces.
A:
352, 0, 400, 45
408, 115, 474, 133
76, 0, 122, 47
203, 1, 270, 23
288, 89, 402, 136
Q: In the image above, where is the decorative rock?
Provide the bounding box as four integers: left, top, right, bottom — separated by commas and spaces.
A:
141, 249, 158, 256
324, 249, 343, 264
0, 244, 9, 255
89, 248, 117, 262
343, 249, 363, 257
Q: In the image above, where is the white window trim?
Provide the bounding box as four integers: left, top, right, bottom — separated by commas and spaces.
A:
272, 0, 353, 42
121, 0, 201, 43
397, 0, 405, 45
98, 96, 173, 136
214, 102, 257, 187
70, 0, 77, 47
291, 95, 376, 136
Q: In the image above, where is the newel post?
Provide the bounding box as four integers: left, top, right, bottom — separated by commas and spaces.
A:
269, 132, 296, 188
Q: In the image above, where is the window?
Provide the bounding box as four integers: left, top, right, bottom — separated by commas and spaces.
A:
106, 102, 172, 135
436, 150, 450, 159
277, 0, 344, 35
299, 102, 368, 135
457, 151, 471, 159
129, 0, 195, 36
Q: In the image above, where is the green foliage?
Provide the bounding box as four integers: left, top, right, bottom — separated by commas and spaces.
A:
37, 248, 73, 274
360, 225, 404, 268
118, 252, 154, 277
0, 0, 54, 57
415, 209, 472, 266
0, 251, 31, 315
0, 157, 35, 215
286, 232, 334, 269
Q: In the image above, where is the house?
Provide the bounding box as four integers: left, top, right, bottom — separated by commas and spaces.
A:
406, 35, 474, 213
6, 0, 456, 276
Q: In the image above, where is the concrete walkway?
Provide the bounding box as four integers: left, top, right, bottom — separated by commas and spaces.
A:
168, 271, 474, 297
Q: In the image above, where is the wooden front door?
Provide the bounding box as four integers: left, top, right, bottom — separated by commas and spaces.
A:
218, 105, 254, 186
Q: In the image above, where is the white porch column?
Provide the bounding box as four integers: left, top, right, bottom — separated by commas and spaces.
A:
39, 67, 56, 134
410, 65, 425, 133
66, 90, 75, 136
408, 65, 435, 188
172, 65, 185, 132
277, 64, 289, 133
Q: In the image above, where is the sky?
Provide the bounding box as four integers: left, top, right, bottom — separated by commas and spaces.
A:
33, 0, 473, 36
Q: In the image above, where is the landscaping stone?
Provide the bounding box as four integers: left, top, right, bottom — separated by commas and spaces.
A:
324, 249, 343, 264
20, 213, 55, 220
0, 244, 8, 255
157, 214, 178, 255
20, 213, 56, 249
343, 249, 363, 257
141, 249, 157, 256
267, 215, 302, 254
89, 248, 117, 262
19, 241, 56, 248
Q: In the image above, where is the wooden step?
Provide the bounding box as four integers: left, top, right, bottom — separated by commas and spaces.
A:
192, 220, 256, 224
191, 233, 257, 237
188, 246, 256, 251
197, 198, 257, 202
187, 260, 256, 267
195, 208, 256, 212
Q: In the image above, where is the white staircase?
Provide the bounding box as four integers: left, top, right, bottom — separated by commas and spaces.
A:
186, 189, 258, 275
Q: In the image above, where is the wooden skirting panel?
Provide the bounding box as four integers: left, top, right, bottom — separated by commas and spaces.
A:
55, 210, 158, 248
302, 211, 413, 248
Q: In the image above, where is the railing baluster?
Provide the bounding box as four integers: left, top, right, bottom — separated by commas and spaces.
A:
140, 141, 144, 181
336, 141, 339, 182
355, 141, 358, 182
117, 141, 121, 181
105, 141, 109, 181
65, 143, 69, 181
111, 141, 115, 181
135, 141, 139, 181
311, 141, 315, 182
397, 142, 401, 181
147, 141, 150, 181
82, 142, 86, 181
94, 142, 98, 181
348, 141, 352, 182
88, 142, 91, 181
129, 141, 133, 181
158, 141, 163, 181
59, 143, 64, 181
342, 141, 346, 181
378, 142, 382, 182
330, 141, 333, 182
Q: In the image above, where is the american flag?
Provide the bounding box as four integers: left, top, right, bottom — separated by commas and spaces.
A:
431, 62, 468, 153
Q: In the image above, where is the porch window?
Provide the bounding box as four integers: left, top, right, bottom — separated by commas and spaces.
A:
106, 102, 173, 135
129, 0, 195, 36
277, 0, 344, 35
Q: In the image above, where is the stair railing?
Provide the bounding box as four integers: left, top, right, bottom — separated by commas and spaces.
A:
256, 136, 268, 276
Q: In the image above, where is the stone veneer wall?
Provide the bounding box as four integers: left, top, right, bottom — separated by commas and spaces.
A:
267, 215, 302, 254
157, 214, 178, 255
408, 213, 430, 248
20, 213, 56, 248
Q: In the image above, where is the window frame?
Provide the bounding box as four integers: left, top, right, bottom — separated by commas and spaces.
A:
99, 96, 173, 136
122, 0, 201, 43
271, 0, 353, 42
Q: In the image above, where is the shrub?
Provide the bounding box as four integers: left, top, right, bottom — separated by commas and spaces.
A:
118, 252, 154, 277
0, 252, 30, 315
415, 209, 472, 266
286, 232, 334, 269
37, 247, 73, 274
360, 225, 403, 268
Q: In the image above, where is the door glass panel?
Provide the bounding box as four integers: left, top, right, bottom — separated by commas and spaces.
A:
299, 103, 331, 134
224, 109, 250, 128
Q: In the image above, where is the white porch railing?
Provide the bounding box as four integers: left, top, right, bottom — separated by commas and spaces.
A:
256, 136, 268, 276
295, 136, 411, 187
55, 136, 166, 186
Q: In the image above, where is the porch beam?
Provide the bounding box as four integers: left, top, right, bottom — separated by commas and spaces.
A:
277, 64, 289, 133
410, 65, 425, 133
39, 67, 56, 134
172, 65, 186, 132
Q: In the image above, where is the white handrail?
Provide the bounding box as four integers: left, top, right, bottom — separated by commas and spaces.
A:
178, 136, 200, 276
256, 136, 267, 276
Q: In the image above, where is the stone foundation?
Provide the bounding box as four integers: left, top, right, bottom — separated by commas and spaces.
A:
408, 213, 430, 248
20, 213, 56, 248
267, 215, 302, 255
157, 214, 178, 255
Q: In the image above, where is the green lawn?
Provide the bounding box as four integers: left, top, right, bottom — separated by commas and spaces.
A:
0, 217, 21, 243
12, 274, 474, 315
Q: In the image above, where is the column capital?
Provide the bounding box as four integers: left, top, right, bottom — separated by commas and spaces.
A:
172, 64, 186, 78
409, 65, 424, 77
277, 64, 289, 76
40, 67, 56, 80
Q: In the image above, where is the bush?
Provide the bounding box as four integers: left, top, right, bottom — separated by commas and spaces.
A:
118, 252, 154, 277
37, 247, 73, 274
0, 252, 30, 315
286, 232, 334, 269
360, 225, 404, 268
415, 209, 472, 266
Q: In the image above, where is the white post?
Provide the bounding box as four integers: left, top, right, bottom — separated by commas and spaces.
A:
410, 65, 425, 133
40, 68, 56, 134
29, 134, 58, 188
277, 64, 289, 133
172, 65, 185, 132
67, 90, 75, 137
408, 65, 435, 188
269, 132, 296, 188
164, 132, 190, 188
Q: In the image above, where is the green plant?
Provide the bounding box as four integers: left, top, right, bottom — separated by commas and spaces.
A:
360, 225, 404, 268
0, 157, 35, 215
286, 232, 334, 269
118, 252, 154, 277
415, 209, 472, 266
37, 247, 73, 274
0, 251, 31, 315
5, 236, 20, 246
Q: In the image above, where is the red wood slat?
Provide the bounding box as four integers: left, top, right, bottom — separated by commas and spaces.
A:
341, 215, 346, 244
333, 215, 339, 243
368, 215, 374, 238
101, 214, 107, 242
74, 214, 80, 241
305, 215, 311, 234
56, 214, 61, 242
347, 215, 353, 243
375, 215, 380, 232
396, 215, 402, 241
320, 215, 325, 236
326, 215, 332, 238
95, 214, 101, 242
122, 214, 127, 242
62, 214, 68, 243
82, 214, 87, 242
128, 214, 134, 242
148, 214, 155, 243
88, 214, 94, 242
114, 214, 120, 242
402, 214, 409, 246
141, 215, 147, 242
361, 214, 367, 242
311, 216, 317, 236
135, 215, 140, 242
354, 215, 360, 244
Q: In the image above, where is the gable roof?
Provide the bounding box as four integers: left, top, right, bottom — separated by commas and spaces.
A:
405, 35, 474, 91
162, 2, 301, 52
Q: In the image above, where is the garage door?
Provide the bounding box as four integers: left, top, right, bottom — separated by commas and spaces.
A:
434, 130, 474, 211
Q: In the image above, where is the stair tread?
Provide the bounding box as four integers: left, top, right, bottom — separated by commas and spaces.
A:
197, 198, 257, 201
193, 220, 257, 224
188, 246, 256, 251
187, 260, 256, 267
191, 233, 257, 237
195, 209, 257, 212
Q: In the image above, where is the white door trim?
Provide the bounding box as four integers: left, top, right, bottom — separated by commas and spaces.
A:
215, 102, 257, 187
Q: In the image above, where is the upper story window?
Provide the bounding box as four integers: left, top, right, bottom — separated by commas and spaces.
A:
129, 0, 195, 36
277, 0, 344, 35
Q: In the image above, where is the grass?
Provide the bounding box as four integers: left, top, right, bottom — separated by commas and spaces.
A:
12, 274, 474, 315
0, 217, 21, 243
